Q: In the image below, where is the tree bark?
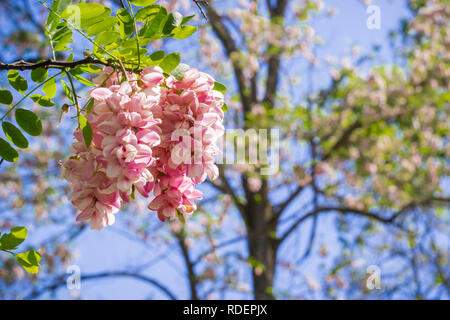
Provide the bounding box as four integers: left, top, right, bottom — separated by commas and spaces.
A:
244, 179, 278, 299
247, 218, 278, 299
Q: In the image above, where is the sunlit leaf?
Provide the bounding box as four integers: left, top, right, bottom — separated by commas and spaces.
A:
181, 14, 195, 25
87, 16, 117, 36
0, 138, 19, 162
85, 98, 95, 115
131, 0, 158, 6
2, 122, 28, 148
61, 3, 112, 29
16, 250, 41, 274
52, 25, 74, 51
141, 8, 167, 38
116, 8, 134, 39
0, 227, 27, 250
78, 64, 102, 74
172, 25, 197, 39
159, 52, 181, 73
163, 12, 183, 34
79, 114, 93, 148
222, 102, 229, 113
61, 79, 74, 104
213, 81, 227, 94
72, 75, 96, 87
96, 31, 120, 46
135, 4, 160, 22
43, 77, 57, 99
46, 0, 72, 33
30, 94, 55, 107
7, 70, 28, 94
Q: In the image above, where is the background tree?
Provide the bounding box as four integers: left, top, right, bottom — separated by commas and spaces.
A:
0, 0, 448, 300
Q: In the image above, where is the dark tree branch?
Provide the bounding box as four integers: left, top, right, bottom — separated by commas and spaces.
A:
270, 0, 288, 17
278, 206, 403, 245
296, 213, 318, 264
175, 231, 199, 300
321, 120, 363, 161
0, 57, 139, 72
26, 271, 177, 300
118, 0, 126, 9
206, 165, 246, 216
205, 3, 252, 113
263, 0, 288, 108
193, 236, 246, 265
193, 0, 208, 21
274, 185, 306, 217
278, 195, 448, 245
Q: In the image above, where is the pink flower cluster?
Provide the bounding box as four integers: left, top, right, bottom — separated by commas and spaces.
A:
62, 66, 224, 229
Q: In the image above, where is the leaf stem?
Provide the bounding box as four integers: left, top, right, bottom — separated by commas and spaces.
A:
64, 70, 81, 125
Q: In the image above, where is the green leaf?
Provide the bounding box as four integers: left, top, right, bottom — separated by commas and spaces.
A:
15, 108, 42, 136
16, 250, 41, 274
96, 31, 120, 46
31, 68, 48, 83
163, 11, 183, 34
181, 14, 195, 25
7, 70, 28, 94
0, 227, 27, 250
119, 37, 139, 49
135, 4, 161, 22
213, 81, 227, 94
85, 98, 95, 115
72, 74, 95, 87
149, 50, 165, 62
43, 77, 57, 98
222, 102, 229, 113
86, 16, 117, 36
141, 8, 167, 38
30, 94, 55, 107
79, 114, 93, 148
61, 3, 112, 29
78, 64, 102, 74
172, 25, 197, 39
116, 8, 134, 39
0, 89, 13, 105
52, 25, 74, 51
61, 79, 74, 104
159, 52, 181, 73
2, 122, 28, 148
0, 138, 19, 162
46, 0, 72, 33
131, 0, 158, 6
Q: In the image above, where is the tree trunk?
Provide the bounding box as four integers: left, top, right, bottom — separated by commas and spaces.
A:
248, 224, 278, 299
245, 180, 278, 299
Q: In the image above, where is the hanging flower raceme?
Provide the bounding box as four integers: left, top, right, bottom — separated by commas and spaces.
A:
62, 66, 225, 230
149, 68, 225, 222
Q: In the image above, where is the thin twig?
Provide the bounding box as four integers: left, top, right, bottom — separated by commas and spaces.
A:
193, 0, 208, 21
